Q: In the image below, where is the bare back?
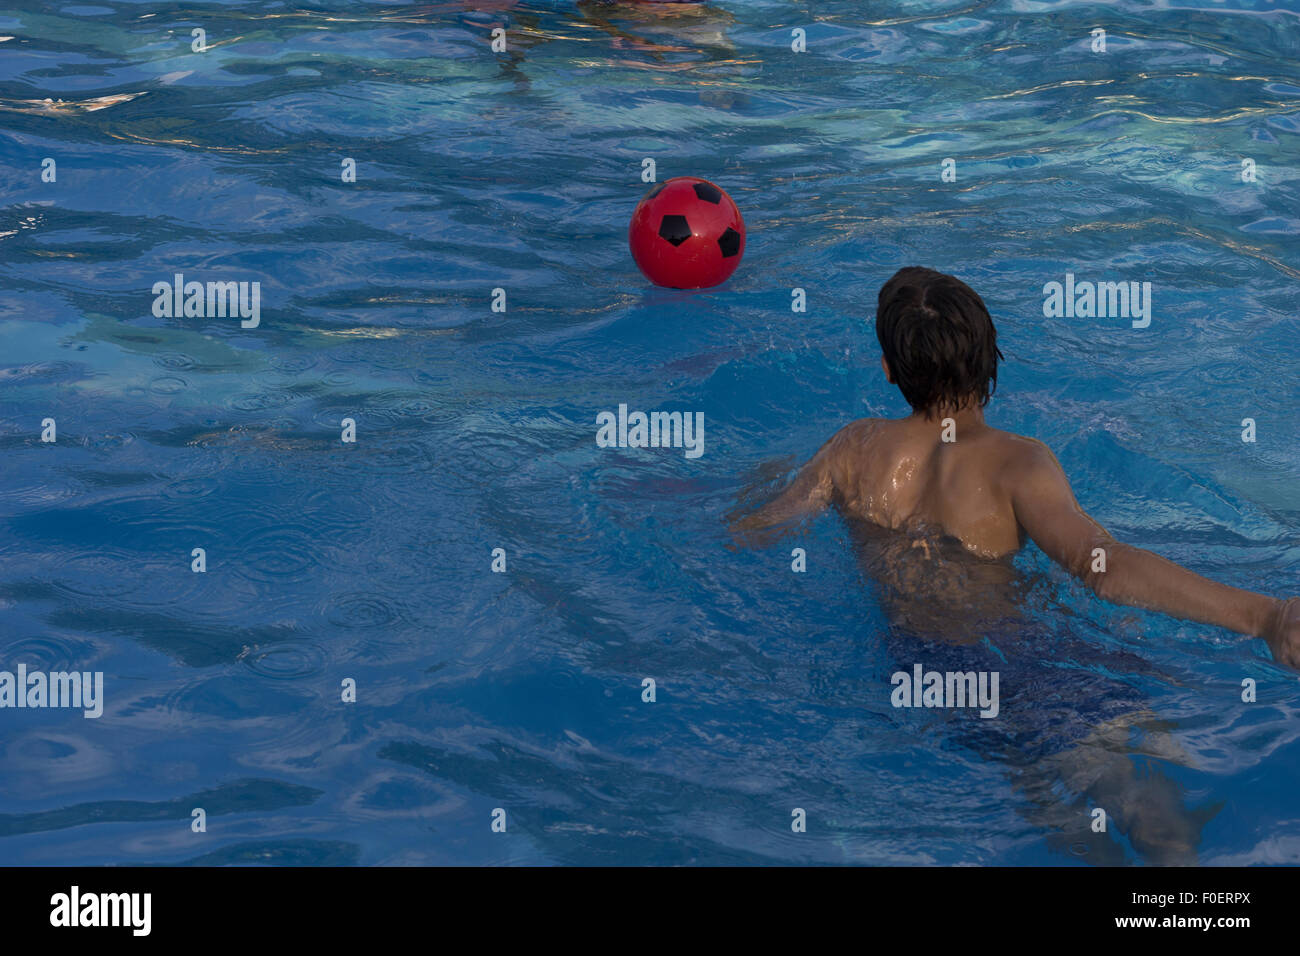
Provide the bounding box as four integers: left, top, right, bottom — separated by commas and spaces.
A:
822, 416, 1035, 559
732, 410, 1296, 663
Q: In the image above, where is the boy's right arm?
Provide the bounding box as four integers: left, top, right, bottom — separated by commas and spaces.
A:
1008, 439, 1299, 668
730, 436, 837, 534
729, 420, 872, 538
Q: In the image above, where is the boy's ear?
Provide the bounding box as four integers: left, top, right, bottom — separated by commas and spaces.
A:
880, 356, 894, 384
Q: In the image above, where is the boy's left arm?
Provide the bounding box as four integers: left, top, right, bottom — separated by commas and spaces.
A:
1009, 439, 1300, 668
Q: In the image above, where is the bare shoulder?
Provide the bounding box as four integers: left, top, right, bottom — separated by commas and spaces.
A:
997, 430, 1058, 463
989, 430, 1070, 492
836, 417, 884, 442
803, 418, 883, 481
825, 417, 884, 456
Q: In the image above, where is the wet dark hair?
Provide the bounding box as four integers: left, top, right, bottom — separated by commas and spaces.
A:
875, 266, 1004, 416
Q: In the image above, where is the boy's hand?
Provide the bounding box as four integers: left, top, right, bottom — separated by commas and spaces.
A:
1265, 597, 1300, 671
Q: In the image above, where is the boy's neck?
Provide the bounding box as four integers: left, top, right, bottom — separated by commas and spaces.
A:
909, 402, 986, 429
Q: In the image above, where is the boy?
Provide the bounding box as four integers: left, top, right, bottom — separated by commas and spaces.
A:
734, 266, 1300, 668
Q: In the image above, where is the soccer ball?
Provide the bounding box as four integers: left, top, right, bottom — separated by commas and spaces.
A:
628, 176, 746, 289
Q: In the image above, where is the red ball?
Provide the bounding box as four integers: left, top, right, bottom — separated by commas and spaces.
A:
628, 177, 745, 289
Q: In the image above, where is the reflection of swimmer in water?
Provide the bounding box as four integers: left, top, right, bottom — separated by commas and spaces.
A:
431, 0, 737, 75
734, 266, 1300, 665
731, 266, 1300, 864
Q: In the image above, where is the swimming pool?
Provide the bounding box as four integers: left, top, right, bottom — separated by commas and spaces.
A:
1, 0, 1298, 866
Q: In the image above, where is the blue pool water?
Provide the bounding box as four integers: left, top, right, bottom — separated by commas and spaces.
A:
1, 0, 1298, 866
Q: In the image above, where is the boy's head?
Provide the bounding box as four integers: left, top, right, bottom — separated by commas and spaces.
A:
876, 266, 1004, 417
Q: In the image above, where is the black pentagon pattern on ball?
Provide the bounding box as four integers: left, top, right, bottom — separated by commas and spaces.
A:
692, 182, 722, 204
659, 214, 692, 247
717, 227, 741, 258
645, 182, 667, 200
